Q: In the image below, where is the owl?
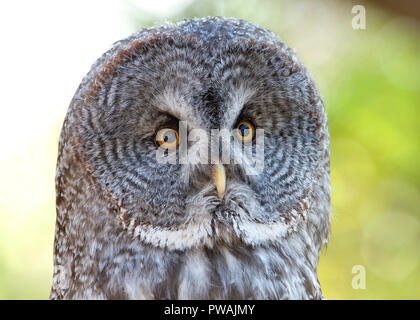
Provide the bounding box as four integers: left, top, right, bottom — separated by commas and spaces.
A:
51, 17, 330, 300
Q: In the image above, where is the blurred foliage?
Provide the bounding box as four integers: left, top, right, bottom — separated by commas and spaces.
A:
1, 0, 419, 299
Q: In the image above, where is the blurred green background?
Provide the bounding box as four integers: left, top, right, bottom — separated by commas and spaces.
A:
0, 0, 419, 299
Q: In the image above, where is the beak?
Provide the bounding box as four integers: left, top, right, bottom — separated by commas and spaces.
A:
213, 164, 226, 199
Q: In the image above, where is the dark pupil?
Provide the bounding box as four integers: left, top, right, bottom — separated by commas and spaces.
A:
239, 123, 250, 136
164, 131, 176, 143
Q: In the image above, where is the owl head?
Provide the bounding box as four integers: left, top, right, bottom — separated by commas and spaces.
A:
52, 17, 330, 299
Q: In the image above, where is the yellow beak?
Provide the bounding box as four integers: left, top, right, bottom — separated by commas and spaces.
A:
213, 164, 226, 199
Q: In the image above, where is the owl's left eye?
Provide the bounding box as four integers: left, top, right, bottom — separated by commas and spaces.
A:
235, 121, 255, 143
155, 128, 179, 149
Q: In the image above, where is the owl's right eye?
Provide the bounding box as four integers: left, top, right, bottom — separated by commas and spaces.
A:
155, 128, 179, 149
235, 120, 255, 143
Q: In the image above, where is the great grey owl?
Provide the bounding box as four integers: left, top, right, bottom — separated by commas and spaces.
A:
51, 17, 330, 300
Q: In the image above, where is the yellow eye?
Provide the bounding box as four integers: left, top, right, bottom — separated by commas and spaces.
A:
155, 128, 179, 149
236, 121, 255, 143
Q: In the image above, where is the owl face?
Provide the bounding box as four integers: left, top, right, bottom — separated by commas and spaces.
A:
53, 17, 330, 300
79, 33, 325, 251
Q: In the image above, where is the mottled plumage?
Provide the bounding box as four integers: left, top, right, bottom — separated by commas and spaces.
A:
51, 17, 330, 300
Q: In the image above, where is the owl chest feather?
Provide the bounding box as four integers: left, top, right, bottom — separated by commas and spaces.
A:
52, 228, 322, 299
121, 245, 322, 300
